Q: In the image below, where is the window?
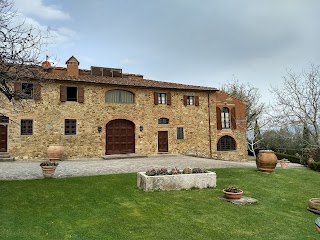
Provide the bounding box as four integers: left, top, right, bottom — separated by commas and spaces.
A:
67, 87, 78, 101
14, 82, 41, 100
221, 107, 230, 129
187, 96, 194, 105
183, 95, 199, 106
217, 136, 236, 151
21, 83, 34, 99
158, 118, 169, 124
60, 86, 84, 103
21, 119, 33, 135
154, 92, 171, 105
158, 93, 166, 104
65, 119, 77, 135
177, 127, 184, 140
106, 90, 134, 103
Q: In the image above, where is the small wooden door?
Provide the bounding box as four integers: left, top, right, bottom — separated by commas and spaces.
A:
0, 125, 8, 152
158, 131, 168, 152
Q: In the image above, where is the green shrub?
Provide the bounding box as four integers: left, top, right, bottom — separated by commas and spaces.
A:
274, 152, 301, 164
308, 161, 320, 172
276, 148, 302, 156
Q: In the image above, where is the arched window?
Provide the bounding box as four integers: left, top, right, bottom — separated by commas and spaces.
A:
106, 90, 134, 103
221, 107, 230, 129
217, 136, 236, 151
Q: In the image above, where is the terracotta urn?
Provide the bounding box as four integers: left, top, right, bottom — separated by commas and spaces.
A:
256, 150, 278, 173
47, 144, 64, 161
223, 190, 243, 199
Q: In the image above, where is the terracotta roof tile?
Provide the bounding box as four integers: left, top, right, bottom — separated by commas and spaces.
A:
41, 73, 218, 91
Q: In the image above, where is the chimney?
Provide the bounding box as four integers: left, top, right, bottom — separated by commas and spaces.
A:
66, 56, 79, 77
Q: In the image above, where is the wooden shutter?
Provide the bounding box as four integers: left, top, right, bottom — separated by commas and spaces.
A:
231, 107, 237, 129
183, 95, 188, 106
60, 85, 66, 102
195, 96, 199, 106
154, 92, 158, 105
33, 83, 41, 101
167, 92, 171, 105
78, 87, 84, 103
216, 107, 222, 130
14, 82, 22, 99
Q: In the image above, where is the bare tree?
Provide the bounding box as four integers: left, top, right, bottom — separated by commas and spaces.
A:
0, 0, 45, 103
221, 80, 265, 157
271, 64, 320, 161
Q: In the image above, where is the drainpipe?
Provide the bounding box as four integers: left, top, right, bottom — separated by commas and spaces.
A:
208, 92, 212, 158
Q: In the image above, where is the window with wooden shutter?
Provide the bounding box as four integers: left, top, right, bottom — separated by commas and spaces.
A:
231, 107, 236, 129
167, 92, 171, 105
78, 87, 84, 103
60, 85, 67, 102
216, 107, 222, 130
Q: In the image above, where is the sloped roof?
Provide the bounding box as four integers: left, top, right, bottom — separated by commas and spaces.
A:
40, 72, 218, 91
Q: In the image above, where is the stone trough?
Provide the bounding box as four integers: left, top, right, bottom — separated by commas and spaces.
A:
137, 171, 217, 192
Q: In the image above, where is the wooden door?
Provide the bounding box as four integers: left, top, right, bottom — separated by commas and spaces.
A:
158, 131, 168, 152
106, 119, 135, 155
0, 125, 8, 152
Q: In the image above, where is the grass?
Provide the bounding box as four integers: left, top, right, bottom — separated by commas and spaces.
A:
0, 168, 319, 239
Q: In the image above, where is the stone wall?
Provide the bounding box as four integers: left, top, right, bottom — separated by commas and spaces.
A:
1, 80, 247, 161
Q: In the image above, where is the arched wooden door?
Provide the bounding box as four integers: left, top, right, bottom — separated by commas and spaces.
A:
106, 119, 135, 155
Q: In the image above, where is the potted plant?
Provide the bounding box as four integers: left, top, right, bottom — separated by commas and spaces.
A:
223, 185, 243, 199
278, 158, 290, 169
40, 161, 59, 178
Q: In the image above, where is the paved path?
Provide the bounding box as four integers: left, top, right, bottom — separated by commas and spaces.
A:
0, 155, 304, 180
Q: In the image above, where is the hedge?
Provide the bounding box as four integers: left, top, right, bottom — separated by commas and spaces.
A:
308, 161, 320, 172
274, 152, 301, 164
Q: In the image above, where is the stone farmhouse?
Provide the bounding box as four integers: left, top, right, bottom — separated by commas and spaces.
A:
0, 56, 247, 160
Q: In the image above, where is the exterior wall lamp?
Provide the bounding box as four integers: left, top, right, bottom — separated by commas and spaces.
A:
139, 125, 143, 132
98, 126, 102, 133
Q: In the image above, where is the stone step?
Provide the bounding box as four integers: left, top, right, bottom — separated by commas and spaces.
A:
102, 153, 147, 160
0, 157, 15, 162
0, 152, 15, 162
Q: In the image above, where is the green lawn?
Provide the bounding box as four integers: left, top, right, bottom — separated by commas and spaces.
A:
0, 168, 319, 239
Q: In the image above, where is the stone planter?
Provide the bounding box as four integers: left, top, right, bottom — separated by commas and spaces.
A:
316, 217, 320, 233
309, 198, 320, 211
137, 171, 216, 192
41, 166, 57, 178
256, 150, 278, 173
223, 190, 243, 199
47, 144, 64, 160
279, 159, 290, 169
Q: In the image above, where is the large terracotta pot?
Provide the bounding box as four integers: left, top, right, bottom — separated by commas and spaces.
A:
47, 144, 64, 160
223, 190, 243, 199
256, 150, 278, 173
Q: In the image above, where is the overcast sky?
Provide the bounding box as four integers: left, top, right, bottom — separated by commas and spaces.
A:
13, 0, 320, 103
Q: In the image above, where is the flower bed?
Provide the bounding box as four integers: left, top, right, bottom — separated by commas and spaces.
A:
137, 167, 216, 192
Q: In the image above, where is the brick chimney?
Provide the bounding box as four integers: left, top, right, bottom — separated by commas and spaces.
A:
66, 56, 79, 77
